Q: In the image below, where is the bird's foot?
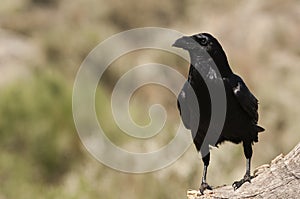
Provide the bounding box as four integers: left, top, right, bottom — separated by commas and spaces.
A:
199, 182, 212, 194
232, 173, 251, 190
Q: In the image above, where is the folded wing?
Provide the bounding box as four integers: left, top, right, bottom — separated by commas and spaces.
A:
177, 81, 192, 129
225, 74, 259, 123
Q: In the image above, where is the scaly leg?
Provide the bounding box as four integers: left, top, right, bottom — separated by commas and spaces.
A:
199, 152, 212, 194
232, 142, 252, 190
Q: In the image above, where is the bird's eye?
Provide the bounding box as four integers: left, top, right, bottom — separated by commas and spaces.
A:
198, 37, 208, 46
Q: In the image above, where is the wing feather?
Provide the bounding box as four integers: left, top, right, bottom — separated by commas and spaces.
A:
226, 74, 259, 122
177, 81, 192, 129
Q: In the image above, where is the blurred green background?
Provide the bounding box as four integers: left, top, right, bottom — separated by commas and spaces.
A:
1, 0, 300, 198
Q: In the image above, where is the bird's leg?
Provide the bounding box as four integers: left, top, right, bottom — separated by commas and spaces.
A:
199, 152, 212, 194
232, 142, 252, 190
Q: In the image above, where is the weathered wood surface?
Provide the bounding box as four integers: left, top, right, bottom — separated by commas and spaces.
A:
187, 142, 300, 199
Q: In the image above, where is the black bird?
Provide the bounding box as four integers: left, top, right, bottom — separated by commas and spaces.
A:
173, 33, 264, 193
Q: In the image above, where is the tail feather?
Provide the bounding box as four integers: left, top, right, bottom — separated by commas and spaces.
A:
256, 125, 265, 133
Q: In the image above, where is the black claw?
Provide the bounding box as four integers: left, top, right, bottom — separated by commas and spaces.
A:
199, 182, 212, 194
232, 174, 251, 191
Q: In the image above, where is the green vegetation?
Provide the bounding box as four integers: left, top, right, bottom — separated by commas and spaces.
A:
0, 0, 300, 198
0, 72, 78, 196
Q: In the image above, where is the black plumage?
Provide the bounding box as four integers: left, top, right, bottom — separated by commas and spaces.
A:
173, 33, 264, 193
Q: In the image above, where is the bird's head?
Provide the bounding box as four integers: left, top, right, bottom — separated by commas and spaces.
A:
172, 32, 232, 77
172, 33, 221, 55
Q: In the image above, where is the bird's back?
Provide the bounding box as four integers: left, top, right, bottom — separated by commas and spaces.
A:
178, 69, 264, 148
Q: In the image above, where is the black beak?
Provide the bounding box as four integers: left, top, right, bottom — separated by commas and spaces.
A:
172, 36, 190, 48
172, 36, 197, 50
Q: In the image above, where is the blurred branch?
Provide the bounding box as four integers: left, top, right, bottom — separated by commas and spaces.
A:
187, 142, 300, 199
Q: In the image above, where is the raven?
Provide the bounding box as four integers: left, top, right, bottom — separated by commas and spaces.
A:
173, 33, 264, 193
